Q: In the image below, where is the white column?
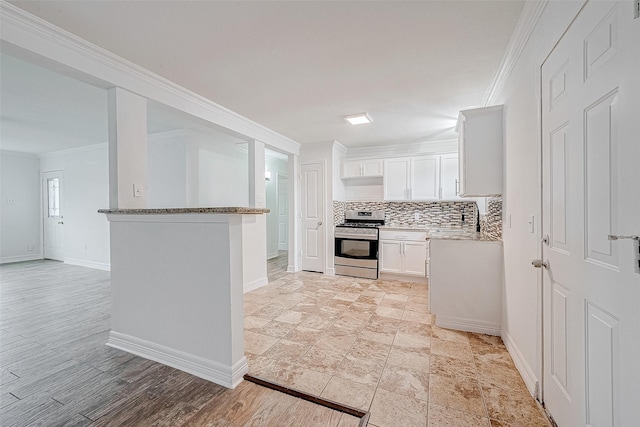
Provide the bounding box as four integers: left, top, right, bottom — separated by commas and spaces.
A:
288, 153, 299, 272
244, 140, 268, 289
248, 140, 266, 208
108, 87, 148, 209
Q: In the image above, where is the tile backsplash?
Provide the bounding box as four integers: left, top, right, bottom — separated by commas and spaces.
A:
334, 200, 477, 232
480, 197, 502, 240
334, 198, 503, 240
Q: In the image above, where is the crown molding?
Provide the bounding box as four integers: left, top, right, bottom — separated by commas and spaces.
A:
345, 139, 458, 159
483, 0, 549, 106
37, 143, 107, 159
0, 149, 39, 159
0, 1, 300, 156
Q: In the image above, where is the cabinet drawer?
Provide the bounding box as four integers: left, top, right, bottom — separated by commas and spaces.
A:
379, 230, 427, 241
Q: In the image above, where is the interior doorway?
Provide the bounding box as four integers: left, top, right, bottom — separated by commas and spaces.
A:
300, 162, 324, 273
42, 170, 64, 261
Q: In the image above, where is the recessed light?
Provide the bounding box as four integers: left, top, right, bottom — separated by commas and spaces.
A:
345, 113, 372, 125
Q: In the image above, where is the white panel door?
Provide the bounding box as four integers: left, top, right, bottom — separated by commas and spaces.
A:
411, 156, 439, 200
541, 2, 640, 426
277, 174, 288, 251
42, 170, 64, 261
301, 163, 324, 273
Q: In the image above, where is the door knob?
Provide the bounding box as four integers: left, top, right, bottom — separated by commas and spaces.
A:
532, 259, 548, 269
317, 221, 322, 226
608, 235, 639, 241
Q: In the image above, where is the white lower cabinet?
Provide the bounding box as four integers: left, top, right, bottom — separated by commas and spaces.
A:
379, 230, 428, 277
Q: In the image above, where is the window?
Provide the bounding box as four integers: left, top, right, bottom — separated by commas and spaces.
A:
47, 178, 60, 217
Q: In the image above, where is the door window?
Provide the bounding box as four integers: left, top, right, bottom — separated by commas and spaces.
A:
47, 178, 60, 217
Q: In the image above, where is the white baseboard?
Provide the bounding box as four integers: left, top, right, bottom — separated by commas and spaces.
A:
435, 315, 501, 336
243, 277, 268, 294
0, 254, 42, 264
267, 251, 279, 260
286, 264, 297, 273
325, 268, 335, 276
107, 331, 248, 389
65, 258, 110, 271
502, 329, 539, 398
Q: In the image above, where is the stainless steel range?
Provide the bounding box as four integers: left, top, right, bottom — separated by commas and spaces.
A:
334, 210, 385, 279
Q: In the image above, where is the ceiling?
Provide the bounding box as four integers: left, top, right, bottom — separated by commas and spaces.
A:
3, 1, 525, 153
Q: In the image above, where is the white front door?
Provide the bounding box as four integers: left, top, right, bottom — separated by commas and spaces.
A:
277, 174, 288, 251
42, 170, 64, 261
301, 162, 324, 273
541, 2, 640, 426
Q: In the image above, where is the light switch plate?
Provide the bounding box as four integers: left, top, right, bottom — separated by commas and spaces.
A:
133, 184, 144, 198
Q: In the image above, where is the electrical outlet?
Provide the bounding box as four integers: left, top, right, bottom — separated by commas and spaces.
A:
414, 212, 420, 221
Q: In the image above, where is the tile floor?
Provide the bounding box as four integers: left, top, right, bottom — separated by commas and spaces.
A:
244, 270, 551, 427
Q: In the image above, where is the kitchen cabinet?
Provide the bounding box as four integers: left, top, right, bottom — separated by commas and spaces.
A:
457, 105, 503, 196
342, 159, 383, 179
379, 230, 428, 277
429, 239, 503, 335
383, 156, 438, 201
439, 153, 459, 199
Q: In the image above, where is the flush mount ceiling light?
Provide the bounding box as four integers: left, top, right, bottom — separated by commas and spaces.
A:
344, 113, 372, 125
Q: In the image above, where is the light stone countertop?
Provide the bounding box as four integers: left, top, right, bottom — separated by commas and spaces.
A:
98, 207, 270, 215
379, 225, 500, 241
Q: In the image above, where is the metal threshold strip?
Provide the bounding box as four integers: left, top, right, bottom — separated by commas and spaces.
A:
244, 374, 370, 427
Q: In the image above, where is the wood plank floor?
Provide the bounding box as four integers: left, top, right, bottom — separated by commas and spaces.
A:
0, 260, 360, 427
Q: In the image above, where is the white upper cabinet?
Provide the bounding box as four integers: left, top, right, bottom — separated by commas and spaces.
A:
439, 153, 460, 199
456, 105, 503, 196
383, 158, 411, 200
411, 156, 439, 200
384, 155, 455, 201
341, 159, 383, 179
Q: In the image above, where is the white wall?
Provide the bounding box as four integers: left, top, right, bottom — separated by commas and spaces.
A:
147, 130, 250, 208
332, 143, 347, 202
199, 143, 248, 207
494, 0, 585, 395
265, 155, 287, 259
39, 144, 110, 270
148, 132, 188, 208
0, 151, 42, 263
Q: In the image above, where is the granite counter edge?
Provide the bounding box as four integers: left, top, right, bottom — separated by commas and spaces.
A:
98, 207, 270, 215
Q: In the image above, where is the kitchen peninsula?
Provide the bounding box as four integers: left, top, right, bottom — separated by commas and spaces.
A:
99, 207, 269, 389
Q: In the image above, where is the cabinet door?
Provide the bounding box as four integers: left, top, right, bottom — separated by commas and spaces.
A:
379, 240, 403, 273
402, 241, 427, 277
440, 154, 459, 199
383, 158, 410, 201
362, 159, 383, 177
457, 106, 503, 196
411, 156, 439, 200
342, 160, 362, 178
458, 121, 467, 196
